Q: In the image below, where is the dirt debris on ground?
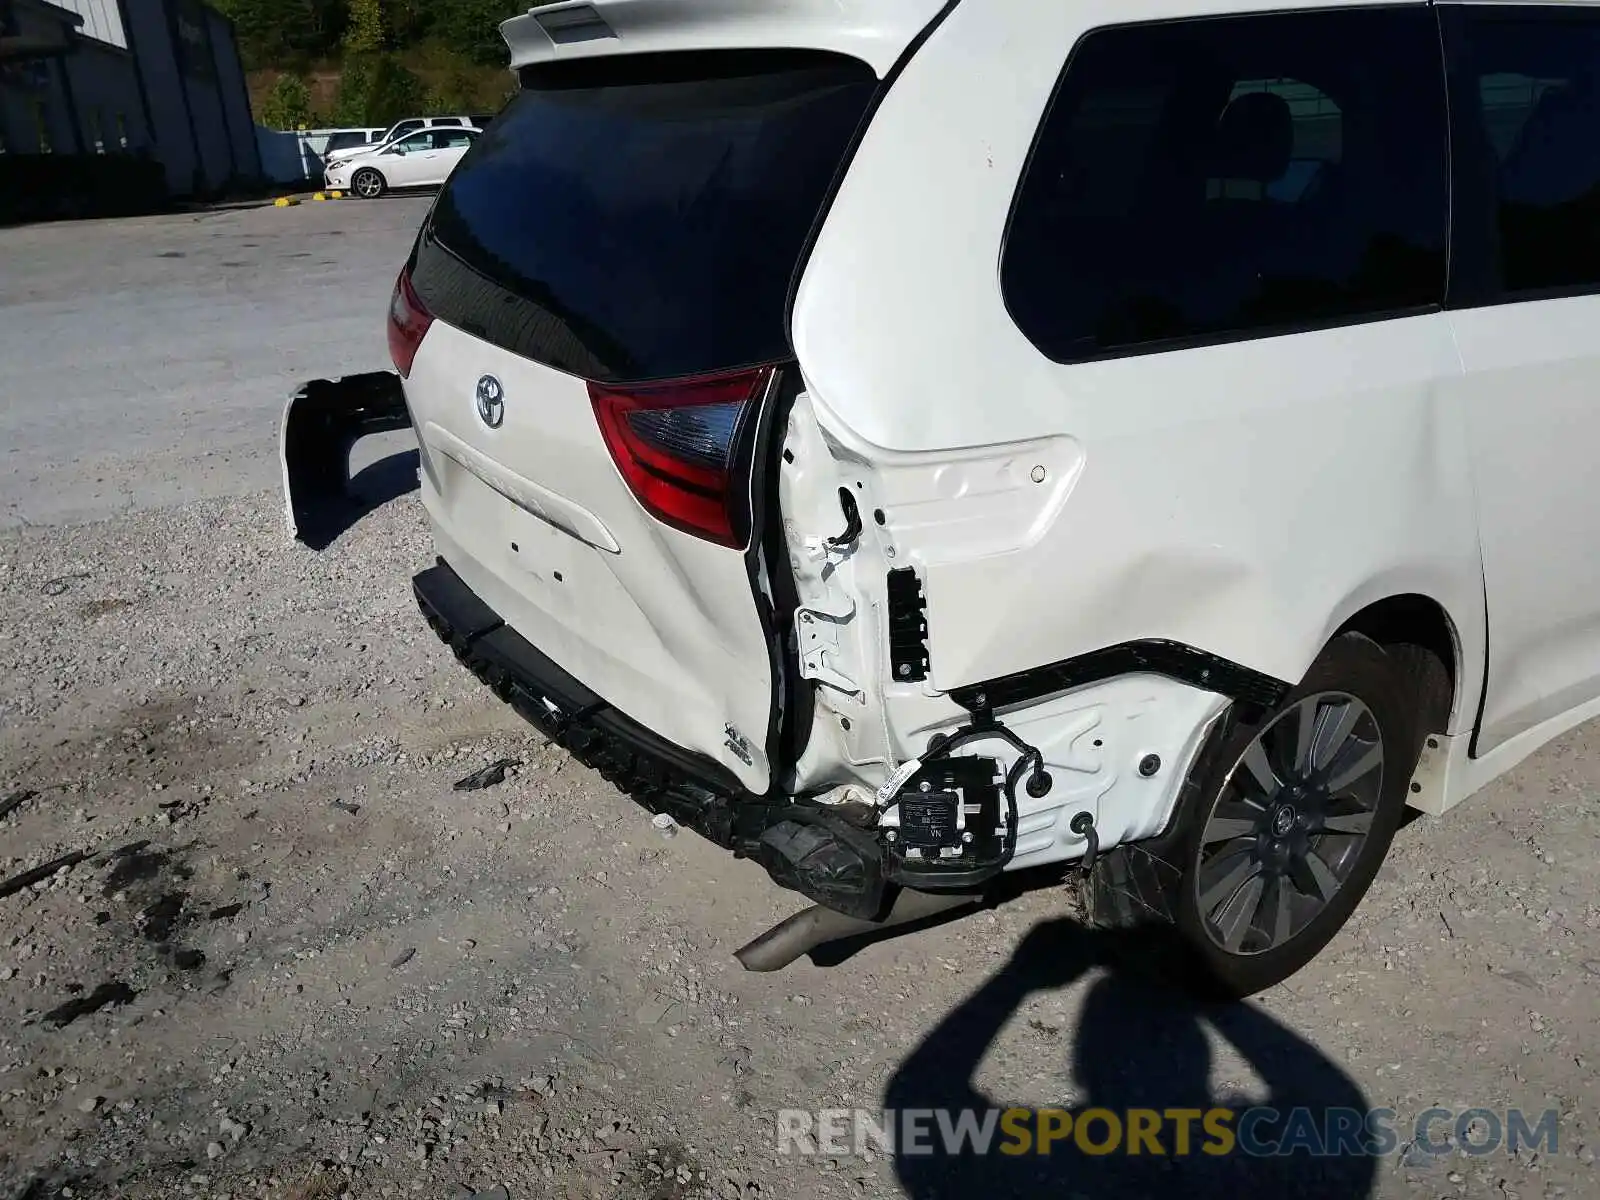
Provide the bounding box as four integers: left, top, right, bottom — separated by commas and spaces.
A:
1, 201, 1597, 1200
0, 485, 1593, 1200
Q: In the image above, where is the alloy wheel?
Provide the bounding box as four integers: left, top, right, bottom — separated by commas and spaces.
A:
1194, 691, 1385, 956
354, 170, 382, 198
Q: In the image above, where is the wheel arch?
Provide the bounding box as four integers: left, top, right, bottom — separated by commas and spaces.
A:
1324, 591, 1467, 737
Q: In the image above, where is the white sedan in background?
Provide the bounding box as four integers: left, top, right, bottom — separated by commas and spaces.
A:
325, 127, 481, 199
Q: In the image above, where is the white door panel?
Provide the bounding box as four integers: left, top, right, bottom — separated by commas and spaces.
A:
436, 147, 468, 183
423, 148, 466, 187
1449, 295, 1600, 752
410, 152, 444, 186
382, 136, 434, 187
379, 152, 416, 187
400, 152, 441, 187
1440, 3, 1600, 755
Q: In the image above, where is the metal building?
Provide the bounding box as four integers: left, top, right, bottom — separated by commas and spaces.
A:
0, 0, 260, 208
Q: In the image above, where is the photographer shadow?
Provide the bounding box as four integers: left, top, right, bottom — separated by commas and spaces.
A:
885, 917, 1377, 1199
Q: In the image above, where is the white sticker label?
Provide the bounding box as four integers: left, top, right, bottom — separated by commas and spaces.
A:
875, 758, 924, 807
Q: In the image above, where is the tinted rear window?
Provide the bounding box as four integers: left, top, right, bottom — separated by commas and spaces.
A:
417, 51, 878, 384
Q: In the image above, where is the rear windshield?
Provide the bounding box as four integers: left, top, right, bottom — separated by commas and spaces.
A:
415, 50, 879, 384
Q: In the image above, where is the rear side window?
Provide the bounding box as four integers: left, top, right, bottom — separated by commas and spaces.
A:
325, 132, 367, 153
1452, 8, 1600, 297
1002, 8, 1448, 363
417, 50, 878, 384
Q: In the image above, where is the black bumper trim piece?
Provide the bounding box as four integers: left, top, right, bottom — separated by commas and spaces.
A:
412, 561, 757, 839
421, 560, 503, 645
412, 562, 916, 920
949, 639, 1291, 714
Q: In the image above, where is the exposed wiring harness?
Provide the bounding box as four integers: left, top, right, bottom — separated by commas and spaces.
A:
874, 716, 1053, 882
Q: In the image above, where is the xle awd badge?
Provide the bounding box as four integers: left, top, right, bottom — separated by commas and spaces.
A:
475, 374, 505, 429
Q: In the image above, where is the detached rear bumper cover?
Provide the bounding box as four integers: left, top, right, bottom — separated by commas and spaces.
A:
412, 560, 762, 844
281, 372, 413, 545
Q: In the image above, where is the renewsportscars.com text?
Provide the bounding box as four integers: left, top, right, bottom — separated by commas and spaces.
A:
776, 1106, 1560, 1158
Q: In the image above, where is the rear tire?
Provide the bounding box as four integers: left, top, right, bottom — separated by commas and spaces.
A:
1083, 633, 1420, 998
352, 168, 386, 200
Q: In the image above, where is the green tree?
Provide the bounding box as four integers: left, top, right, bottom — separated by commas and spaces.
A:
433, 0, 520, 66
424, 67, 479, 114
213, 0, 347, 69
335, 53, 425, 126
369, 57, 426, 125
383, 0, 433, 48
343, 0, 385, 54
333, 53, 373, 124
261, 72, 313, 129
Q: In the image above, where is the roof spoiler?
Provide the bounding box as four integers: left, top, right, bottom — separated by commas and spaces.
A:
499, 0, 952, 77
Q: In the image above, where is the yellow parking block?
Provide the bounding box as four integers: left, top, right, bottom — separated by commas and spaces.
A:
329, 190, 344, 199
273, 196, 300, 207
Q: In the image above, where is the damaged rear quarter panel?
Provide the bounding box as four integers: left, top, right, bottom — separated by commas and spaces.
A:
916, 324, 1482, 695
787, 0, 1484, 709
803, 324, 1481, 704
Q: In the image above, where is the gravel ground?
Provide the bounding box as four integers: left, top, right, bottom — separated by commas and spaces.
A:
1, 201, 1597, 1200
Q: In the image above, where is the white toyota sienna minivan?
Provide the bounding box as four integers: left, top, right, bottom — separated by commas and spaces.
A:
287, 0, 1600, 994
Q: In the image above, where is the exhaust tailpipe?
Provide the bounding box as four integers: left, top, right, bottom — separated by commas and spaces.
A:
735, 889, 982, 973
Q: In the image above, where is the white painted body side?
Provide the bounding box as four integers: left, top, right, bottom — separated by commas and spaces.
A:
778, 384, 1235, 865
399, 0, 1600, 876
780, 0, 1600, 864
793, 0, 1481, 695
866, 679, 1233, 871
1447, 295, 1600, 754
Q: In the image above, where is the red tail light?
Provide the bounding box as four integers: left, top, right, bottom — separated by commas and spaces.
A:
590, 367, 772, 548
387, 267, 433, 378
